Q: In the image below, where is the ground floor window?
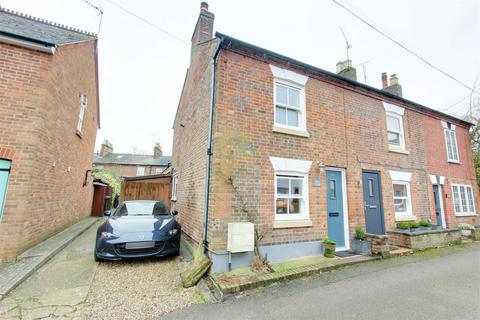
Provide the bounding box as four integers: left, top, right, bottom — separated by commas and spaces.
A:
136, 166, 145, 176
0, 159, 12, 223
452, 184, 475, 216
275, 174, 308, 219
393, 181, 412, 218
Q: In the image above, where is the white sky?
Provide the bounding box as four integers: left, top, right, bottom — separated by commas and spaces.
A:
2, 0, 479, 155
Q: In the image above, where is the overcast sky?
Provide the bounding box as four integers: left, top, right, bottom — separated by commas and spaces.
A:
2, 0, 479, 155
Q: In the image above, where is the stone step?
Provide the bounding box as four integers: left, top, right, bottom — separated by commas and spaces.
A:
389, 246, 412, 256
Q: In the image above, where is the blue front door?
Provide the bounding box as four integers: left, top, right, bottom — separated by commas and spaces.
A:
326, 170, 345, 248
433, 185, 444, 227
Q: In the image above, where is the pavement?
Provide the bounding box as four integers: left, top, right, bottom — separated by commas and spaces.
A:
161, 242, 480, 320
0, 219, 102, 319
0, 217, 99, 300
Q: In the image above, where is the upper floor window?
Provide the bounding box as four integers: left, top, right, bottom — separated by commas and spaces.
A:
0, 159, 12, 223
136, 166, 145, 176
270, 65, 308, 135
452, 184, 475, 216
383, 102, 406, 151
76, 93, 88, 135
155, 168, 163, 174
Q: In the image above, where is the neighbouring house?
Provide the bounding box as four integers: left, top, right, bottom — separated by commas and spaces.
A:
93, 140, 172, 177
172, 3, 478, 272
0, 8, 100, 262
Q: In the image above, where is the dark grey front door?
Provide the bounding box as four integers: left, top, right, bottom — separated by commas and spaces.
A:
362, 171, 385, 235
433, 185, 444, 227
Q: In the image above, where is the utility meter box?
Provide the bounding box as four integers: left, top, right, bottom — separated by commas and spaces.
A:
227, 222, 254, 253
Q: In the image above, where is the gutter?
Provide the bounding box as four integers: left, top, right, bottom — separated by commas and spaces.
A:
0, 31, 56, 54
202, 39, 223, 254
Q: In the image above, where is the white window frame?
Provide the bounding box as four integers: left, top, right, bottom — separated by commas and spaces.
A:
274, 173, 309, 221
270, 65, 308, 135
136, 166, 145, 176
383, 102, 406, 151
451, 184, 476, 216
389, 170, 414, 220
171, 173, 178, 201
76, 94, 87, 134
155, 168, 163, 174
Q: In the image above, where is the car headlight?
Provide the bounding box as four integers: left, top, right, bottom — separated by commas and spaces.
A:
168, 228, 178, 236
101, 232, 118, 239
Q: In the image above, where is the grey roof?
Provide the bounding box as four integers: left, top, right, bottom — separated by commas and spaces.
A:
0, 8, 97, 46
93, 153, 172, 166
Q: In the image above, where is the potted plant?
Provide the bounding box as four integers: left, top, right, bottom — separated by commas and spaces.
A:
418, 220, 432, 231
396, 221, 411, 232
458, 223, 474, 237
351, 226, 371, 254
323, 239, 336, 258
409, 221, 420, 232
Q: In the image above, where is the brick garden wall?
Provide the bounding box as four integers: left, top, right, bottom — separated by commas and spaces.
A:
387, 230, 462, 250
0, 41, 99, 262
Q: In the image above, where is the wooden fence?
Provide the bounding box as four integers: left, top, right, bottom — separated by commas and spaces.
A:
120, 175, 172, 209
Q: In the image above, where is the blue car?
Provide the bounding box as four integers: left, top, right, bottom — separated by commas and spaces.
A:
94, 200, 181, 261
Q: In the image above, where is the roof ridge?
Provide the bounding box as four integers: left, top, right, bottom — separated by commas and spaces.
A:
0, 6, 97, 37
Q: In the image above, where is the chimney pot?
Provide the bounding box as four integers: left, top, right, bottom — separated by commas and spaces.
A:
200, 2, 209, 11
389, 74, 399, 86
381, 72, 388, 88
100, 140, 113, 157
336, 59, 357, 82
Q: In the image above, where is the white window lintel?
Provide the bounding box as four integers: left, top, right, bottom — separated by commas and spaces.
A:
389, 170, 412, 182
383, 102, 405, 115
270, 65, 308, 86
269, 156, 312, 174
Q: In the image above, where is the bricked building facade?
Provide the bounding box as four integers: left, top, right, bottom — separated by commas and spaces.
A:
0, 9, 100, 262
172, 4, 478, 272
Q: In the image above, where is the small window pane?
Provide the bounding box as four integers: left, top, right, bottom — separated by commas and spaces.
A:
329, 180, 336, 199
460, 186, 468, 212
289, 198, 301, 214
368, 179, 374, 197
275, 106, 287, 125
393, 184, 407, 197
276, 199, 288, 214
466, 187, 474, 213
394, 199, 407, 212
387, 115, 400, 132
388, 132, 400, 146
291, 179, 302, 196
277, 178, 289, 195
453, 186, 461, 212
276, 84, 288, 105
287, 109, 299, 127
288, 88, 300, 107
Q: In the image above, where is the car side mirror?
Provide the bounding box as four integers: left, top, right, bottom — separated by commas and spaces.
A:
171, 210, 178, 216
104, 210, 111, 217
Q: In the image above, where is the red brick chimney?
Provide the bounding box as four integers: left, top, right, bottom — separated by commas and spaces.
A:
100, 140, 113, 157
153, 143, 162, 159
381, 73, 403, 97
191, 2, 214, 60
381, 72, 388, 88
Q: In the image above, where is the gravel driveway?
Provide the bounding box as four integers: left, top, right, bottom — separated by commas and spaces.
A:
79, 255, 202, 319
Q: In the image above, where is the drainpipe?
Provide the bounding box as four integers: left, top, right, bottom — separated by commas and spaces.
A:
202, 39, 223, 254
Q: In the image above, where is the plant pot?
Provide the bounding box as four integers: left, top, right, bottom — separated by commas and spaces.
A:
409, 228, 419, 233
395, 228, 409, 232
418, 226, 432, 231
323, 243, 336, 258
431, 225, 440, 231
351, 239, 372, 255
460, 229, 472, 237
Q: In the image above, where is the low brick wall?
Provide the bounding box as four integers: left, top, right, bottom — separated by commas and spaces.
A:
387, 229, 461, 251
366, 233, 390, 256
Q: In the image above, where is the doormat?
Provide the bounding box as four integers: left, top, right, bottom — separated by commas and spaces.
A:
335, 251, 358, 258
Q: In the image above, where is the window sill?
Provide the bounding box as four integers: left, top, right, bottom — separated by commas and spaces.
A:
448, 160, 461, 165
171, 197, 177, 202
272, 219, 312, 229
75, 130, 83, 139
395, 215, 416, 222
389, 146, 409, 155
454, 213, 476, 217
272, 125, 310, 138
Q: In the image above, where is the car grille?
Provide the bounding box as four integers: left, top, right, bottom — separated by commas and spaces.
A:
114, 241, 165, 256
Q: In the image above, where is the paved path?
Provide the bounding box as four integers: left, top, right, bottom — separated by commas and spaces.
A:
162, 243, 480, 320
0, 221, 101, 319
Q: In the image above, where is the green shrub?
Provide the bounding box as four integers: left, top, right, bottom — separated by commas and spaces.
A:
396, 222, 411, 229
323, 239, 336, 245
419, 220, 432, 227
354, 225, 367, 241
410, 222, 419, 228
458, 223, 474, 230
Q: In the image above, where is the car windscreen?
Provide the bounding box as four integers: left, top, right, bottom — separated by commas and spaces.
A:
113, 202, 169, 216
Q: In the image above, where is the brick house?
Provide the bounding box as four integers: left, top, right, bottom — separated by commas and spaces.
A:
0, 8, 100, 262
172, 3, 478, 272
93, 140, 171, 177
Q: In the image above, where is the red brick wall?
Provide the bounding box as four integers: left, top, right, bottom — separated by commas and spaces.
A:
0, 40, 99, 262
423, 116, 478, 227
203, 49, 437, 251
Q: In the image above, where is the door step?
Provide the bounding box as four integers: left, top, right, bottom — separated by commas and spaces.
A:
389, 246, 412, 256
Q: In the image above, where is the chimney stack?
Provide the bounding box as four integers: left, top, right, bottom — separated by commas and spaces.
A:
153, 143, 163, 159
100, 140, 113, 157
336, 59, 357, 82
381, 73, 403, 97
191, 2, 214, 49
